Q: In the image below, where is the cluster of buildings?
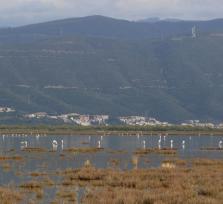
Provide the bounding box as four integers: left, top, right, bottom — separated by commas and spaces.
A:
181, 120, 215, 128
58, 113, 109, 126
24, 113, 170, 126
119, 116, 171, 126
2, 108, 223, 128
0, 106, 15, 113
24, 112, 48, 119
24, 112, 109, 126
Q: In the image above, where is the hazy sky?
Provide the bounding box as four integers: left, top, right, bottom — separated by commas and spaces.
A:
0, 0, 222, 26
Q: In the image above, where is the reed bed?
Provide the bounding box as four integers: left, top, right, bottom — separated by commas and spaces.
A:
0, 144, 222, 203
63, 147, 104, 153
22, 147, 47, 152
0, 187, 23, 204
0, 157, 222, 203
134, 148, 177, 155
0, 155, 23, 161
57, 160, 223, 204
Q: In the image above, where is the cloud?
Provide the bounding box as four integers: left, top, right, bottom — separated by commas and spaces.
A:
0, 0, 222, 26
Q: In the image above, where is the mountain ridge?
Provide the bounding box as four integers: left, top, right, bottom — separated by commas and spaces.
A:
1, 15, 223, 44
0, 16, 223, 123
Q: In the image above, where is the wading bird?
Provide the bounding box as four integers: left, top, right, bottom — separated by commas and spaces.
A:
52, 140, 58, 151
143, 140, 146, 149
182, 140, 185, 149
21, 141, 28, 149
170, 140, 173, 149
219, 141, 223, 149
97, 140, 101, 148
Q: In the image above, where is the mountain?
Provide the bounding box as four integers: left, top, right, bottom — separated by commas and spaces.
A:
162, 18, 183, 22
137, 17, 182, 23
1, 16, 223, 123
1, 15, 223, 43
137, 17, 161, 23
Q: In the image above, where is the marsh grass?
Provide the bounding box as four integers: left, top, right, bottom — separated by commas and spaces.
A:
162, 159, 187, 167
1, 162, 11, 172
0, 187, 23, 204
22, 147, 47, 152
0, 157, 222, 203
134, 148, 177, 155
0, 143, 222, 203
200, 147, 223, 151
20, 181, 42, 190
107, 149, 128, 154
30, 172, 48, 177
56, 189, 76, 202
63, 147, 104, 153
41, 176, 55, 187
57, 159, 223, 204
108, 159, 120, 168
81, 141, 90, 145
0, 155, 23, 161
36, 189, 44, 200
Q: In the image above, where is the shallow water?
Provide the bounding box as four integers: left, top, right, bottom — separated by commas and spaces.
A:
0, 134, 222, 203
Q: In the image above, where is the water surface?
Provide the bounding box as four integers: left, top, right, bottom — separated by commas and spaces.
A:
0, 134, 222, 203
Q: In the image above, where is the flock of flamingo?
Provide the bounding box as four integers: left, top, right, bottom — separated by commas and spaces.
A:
0, 133, 222, 151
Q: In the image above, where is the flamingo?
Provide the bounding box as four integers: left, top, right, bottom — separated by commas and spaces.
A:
158, 139, 161, 149
219, 141, 223, 149
21, 141, 28, 149
182, 140, 185, 149
170, 140, 174, 149
36, 134, 40, 140
143, 140, 146, 149
52, 140, 58, 151
97, 140, 101, 148
61, 140, 64, 150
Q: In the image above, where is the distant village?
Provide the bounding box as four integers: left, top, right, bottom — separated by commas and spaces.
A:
0, 107, 15, 113
24, 112, 109, 126
1, 106, 223, 128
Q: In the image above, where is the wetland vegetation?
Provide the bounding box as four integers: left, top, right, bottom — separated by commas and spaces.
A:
0, 125, 223, 136
0, 134, 222, 203
1, 156, 223, 203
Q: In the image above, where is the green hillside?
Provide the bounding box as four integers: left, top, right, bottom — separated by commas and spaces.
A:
0, 30, 223, 122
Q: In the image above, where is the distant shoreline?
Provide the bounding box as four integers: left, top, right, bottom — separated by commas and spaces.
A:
0, 125, 223, 136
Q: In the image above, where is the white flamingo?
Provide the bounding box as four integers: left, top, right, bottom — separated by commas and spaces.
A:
36, 134, 40, 140
219, 141, 223, 149
170, 140, 174, 149
97, 140, 101, 148
182, 140, 185, 149
61, 140, 64, 150
21, 141, 28, 149
52, 140, 58, 151
158, 139, 161, 149
143, 140, 146, 149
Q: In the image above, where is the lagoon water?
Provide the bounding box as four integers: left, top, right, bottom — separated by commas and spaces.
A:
0, 134, 222, 202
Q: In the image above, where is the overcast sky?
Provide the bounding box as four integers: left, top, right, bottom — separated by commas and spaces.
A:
0, 0, 222, 26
